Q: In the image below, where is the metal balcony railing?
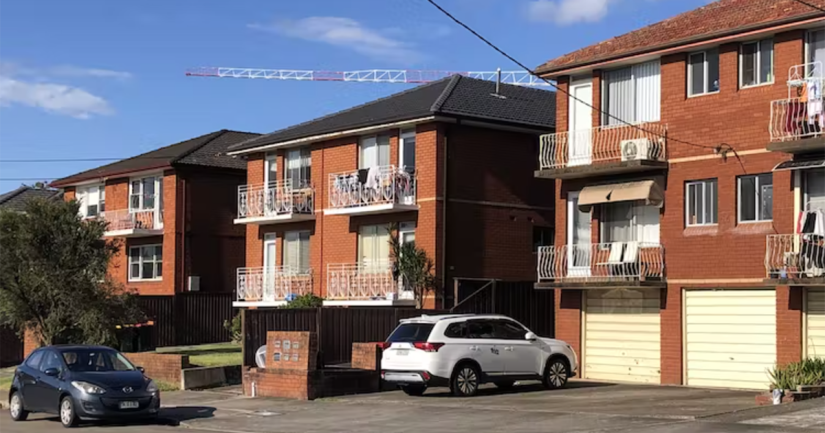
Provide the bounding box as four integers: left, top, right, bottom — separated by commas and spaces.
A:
236, 266, 313, 302
765, 234, 825, 280
326, 261, 411, 301
770, 62, 824, 142
103, 209, 163, 232
237, 180, 314, 219
328, 165, 416, 210
538, 123, 667, 169
537, 242, 664, 283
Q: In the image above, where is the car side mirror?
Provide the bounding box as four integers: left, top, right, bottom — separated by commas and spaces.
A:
43, 368, 60, 377
525, 332, 537, 341
137, 366, 145, 373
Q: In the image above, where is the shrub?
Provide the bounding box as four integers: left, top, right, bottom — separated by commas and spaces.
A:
223, 313, 242, 344
281, 294, 324, 309
769, 358, 825, 390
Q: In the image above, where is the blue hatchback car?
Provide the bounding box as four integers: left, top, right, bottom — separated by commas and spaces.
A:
7, 345, 160, 428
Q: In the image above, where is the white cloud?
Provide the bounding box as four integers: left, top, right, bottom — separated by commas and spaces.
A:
0, 76, 114, 119
527, 0, 612, 25
49, 66, 133, 80
249, 16, 425, 64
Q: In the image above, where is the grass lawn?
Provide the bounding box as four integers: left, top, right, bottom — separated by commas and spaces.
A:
155, 342, 241, 368
0, 366, 16, 390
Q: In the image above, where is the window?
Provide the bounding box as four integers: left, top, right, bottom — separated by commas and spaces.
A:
686, 179, 718, 226
285, 148, 311, 188
807, 29, 825, 77
284, 231, 310, 273
386, 323, 434, 343
359, 135, 390, 169
602, 60, 661, 125
62, 349, 136, 372
740, 39, 773, 87
77, 184, 105, 218
467, 320, 495, 339
688, 49, 720, 96
492, 320, 527, 340
129, 244, 163, 280
805, 169, 825, 212
533, 226, 554, 252
400, 129, 416, 169
444, 322, 467, 338
130, 176, 162, 211
264, 153, 277, 185
359, 224, 390, 267
601, 202, 660, 243
40, 350, 63, 372
25, 350, 44, 369
738, 174, 773, 222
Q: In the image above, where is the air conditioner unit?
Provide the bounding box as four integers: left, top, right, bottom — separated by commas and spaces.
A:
621, 138, 654, 162
187, 276, 200, 292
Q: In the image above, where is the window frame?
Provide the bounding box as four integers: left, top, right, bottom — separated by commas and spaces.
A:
399, 129, 416, 170
358, 224, 391, 267
129, 175, 162, 212
599, 202, 661, 244
805, 28, 825, 76
284, 147, 311, 188
737, 173, 773, 223
687, 49, 720, 97
739, 38, 774, 88
128, 244, 163, 281
264, 152, 277, 186
283, 230, 311, 273
78, 184, 105, 218
685, 179, 718, 227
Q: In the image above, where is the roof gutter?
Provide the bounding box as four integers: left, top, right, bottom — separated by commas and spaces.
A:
536, 14, 825, 78
227, 116, 441, 156
49, 164, 172, 188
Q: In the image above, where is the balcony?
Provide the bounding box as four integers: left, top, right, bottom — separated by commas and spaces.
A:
535, 123, 668, 180
324, 261, 414, 306
535, 242, 665, 289
765, 234, 825, 285
767, 62, 825, 154
234, 266, 314, 307
102, 209, 164, 238
325, 165, 417, 216
234, 180, 315, 225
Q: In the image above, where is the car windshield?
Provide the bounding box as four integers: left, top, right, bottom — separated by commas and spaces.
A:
387, 323, 435, 343
61, 349, 136, 372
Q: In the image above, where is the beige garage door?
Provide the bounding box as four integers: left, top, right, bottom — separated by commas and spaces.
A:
583, 289, 661, 384
807, 289, 825, 359
684, 289, 776, 390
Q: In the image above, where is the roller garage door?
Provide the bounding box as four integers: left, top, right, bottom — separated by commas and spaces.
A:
583, 289, 661, 384
807, 289, 825, 359
684, 289, 776, 390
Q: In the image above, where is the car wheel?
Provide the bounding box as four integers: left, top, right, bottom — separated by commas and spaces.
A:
401, 385, 427, 396
451, 364, 480, 397
60, 396, 79, 428
494, 380, 515, 389
9, 391, 29, 421
543, 358, 568, 390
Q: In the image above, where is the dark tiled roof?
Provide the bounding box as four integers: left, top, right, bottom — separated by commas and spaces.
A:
229, 76, 556, 153
0, 186, 61, 212
536, 0, 825, 75
51, 130, 260, 187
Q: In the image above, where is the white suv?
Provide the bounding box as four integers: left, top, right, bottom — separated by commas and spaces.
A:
380, 314, 578, 397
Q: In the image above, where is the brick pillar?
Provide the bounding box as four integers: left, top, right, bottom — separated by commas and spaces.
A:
23, 329, 40, 358
777, 285, 803, 365
555, 289, 582, 362
660, 284, 682, 385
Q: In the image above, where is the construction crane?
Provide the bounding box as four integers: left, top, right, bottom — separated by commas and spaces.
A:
185, 67, 552, 87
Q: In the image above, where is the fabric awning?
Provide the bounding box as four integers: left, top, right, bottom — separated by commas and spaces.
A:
773, 158, 825, 172
578, 180, 664, 211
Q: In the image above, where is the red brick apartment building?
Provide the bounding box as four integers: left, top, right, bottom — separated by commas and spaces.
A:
226, 76, 556, 309
50, 130, 259, 296
533, 0, 825, 390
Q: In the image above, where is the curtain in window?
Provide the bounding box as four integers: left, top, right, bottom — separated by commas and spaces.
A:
603, 60, 660, 126
284, 232, 310, 273
809, 29, 825, 76
806, 169, 825, 212
603, 202, 634, 242
286, 148, 311, 188
359, 225, 390, 267
603, 67, 634, 126
634, 60, 661, 123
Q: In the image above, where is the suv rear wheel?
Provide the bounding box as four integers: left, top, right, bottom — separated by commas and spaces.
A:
401, 385, 427, 396
451, 363, 480, 397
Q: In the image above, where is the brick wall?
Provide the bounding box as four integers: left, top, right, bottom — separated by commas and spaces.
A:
124, 352, 190, 387
23, 329, 39, 358
351, 343, 382, 371
777, 285, 803, 366
265, 331, 318, 371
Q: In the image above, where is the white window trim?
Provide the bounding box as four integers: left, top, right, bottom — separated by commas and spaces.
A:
599, 203, 660, 244
284, 147, 311, 187
805, 28, 825, 76
685, 179, 718, 227
128, 244, 163, 282
399, 129, 416, 170
78, 184, 105, 219
129, 174, 162, 212
739, 39, 774, 89
264, 153, 277, 185
737, 174, 773, 223
687, 50, 720, 97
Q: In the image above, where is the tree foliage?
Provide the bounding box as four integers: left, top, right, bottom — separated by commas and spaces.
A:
281, 293, 324, 309
388, 225, 435, 308
0, 198, 144, 346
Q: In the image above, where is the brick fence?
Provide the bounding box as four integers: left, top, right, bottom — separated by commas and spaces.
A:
351, 343, 382, 371
125, 352, 190, 387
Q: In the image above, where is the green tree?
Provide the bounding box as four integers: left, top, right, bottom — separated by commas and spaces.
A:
0, 198, 143, 346
388, 225, 435, 308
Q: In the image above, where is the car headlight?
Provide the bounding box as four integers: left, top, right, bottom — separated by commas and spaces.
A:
146, 380, 158, 393
71, 381, 106, 395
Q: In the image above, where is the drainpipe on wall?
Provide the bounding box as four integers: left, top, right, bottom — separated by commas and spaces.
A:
441, 126, 449, 309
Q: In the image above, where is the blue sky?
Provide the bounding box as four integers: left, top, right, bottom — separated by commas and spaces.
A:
0, 0, 708, 192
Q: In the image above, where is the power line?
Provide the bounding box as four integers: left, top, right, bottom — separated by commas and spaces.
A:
0, 178, 58, 181
790, 0, 825, 13
424, 0, 725, 153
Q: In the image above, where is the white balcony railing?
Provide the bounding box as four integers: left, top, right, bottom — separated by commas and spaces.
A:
539, 123, 667, 170
765, 234, 825, 280
770, 62, 824, 142
237, 180, 314, 219
537, 242, 664, 283
236, 266, 313, 302
326, 261, 412, 301
328, 165, 416, 210
103, 209, 163, 232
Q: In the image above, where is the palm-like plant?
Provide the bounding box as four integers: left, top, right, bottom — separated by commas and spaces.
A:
388, 225, 435, 308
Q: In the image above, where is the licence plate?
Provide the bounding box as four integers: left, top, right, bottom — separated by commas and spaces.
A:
395, 349, 409, 356
119, 401, 139, 410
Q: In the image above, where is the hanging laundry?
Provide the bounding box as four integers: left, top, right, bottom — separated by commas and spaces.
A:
364, 166, 381, 190
816, 209, 825, 237
807, 79, 823, 127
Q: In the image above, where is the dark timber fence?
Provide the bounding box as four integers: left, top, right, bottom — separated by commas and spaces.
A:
137, 292, 236, 349
243, 308, 447, 367
0, 325, 24, 367
451, 280, 555, 338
